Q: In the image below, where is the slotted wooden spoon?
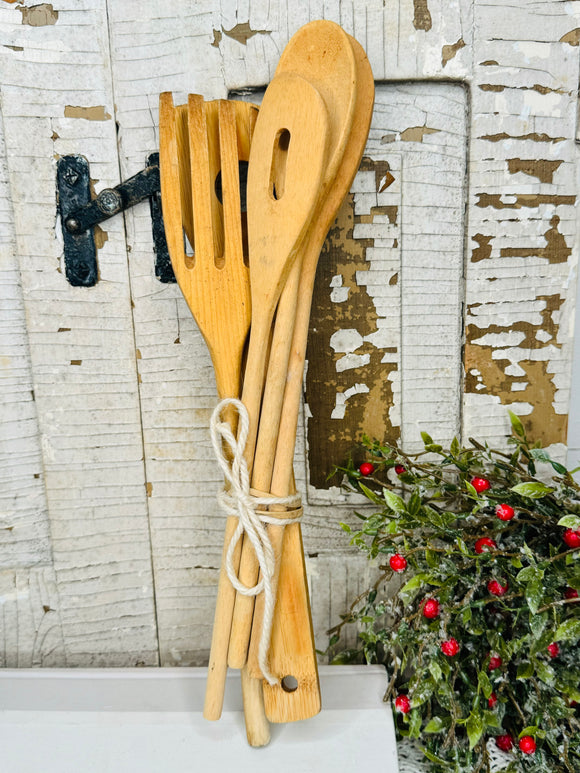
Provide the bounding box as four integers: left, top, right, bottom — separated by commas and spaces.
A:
159, 93, 265, 739
252, 33, 375, 723
227, 20, 358, 720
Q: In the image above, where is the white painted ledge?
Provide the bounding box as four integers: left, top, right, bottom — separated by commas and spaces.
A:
0, 665, 399, 772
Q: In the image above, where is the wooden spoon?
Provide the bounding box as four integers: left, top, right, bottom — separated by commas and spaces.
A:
223, 71, 329, 669
257, 34, 375, 724
159, 93, 262, 733
234, 71, 329, 476
227, 18, 357, 689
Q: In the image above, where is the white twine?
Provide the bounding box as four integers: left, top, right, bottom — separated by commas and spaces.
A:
210, 397, 302, 685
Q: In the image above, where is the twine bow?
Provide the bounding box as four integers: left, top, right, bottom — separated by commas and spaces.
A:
210, 398, 302, 684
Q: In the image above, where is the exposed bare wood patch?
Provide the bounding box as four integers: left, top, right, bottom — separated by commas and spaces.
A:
19, 3, 58, 26
507, 158, 563, 184
382, 127, 441, 144
211, 29, 222, 47
479, 132, 566, 144
93, 224, 108, 249
560, 28, 580, 46
472, 234, 494, 262
475, 193, 575, 210
413, 0, 432, 31
465, 294, 567, 446
64, 105, 111, 121
479, 84, 566, 95
220, 22, 269, 45
500, 216, 571, 264
442, 38, 465, 67
479, 84, 504, 92
480, 60, 499, 66
305, 191, 399, 488
4, 44, 23, 50
400, 125, 440, 142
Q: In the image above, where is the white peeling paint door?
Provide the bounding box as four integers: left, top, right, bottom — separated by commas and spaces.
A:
1, 0, 579, 667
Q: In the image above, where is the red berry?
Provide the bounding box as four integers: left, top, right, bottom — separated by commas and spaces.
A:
471, 476, 491, 493
563, 529, 580, 549
359, 462, 374, 476
547, 642, 560, 659
422, 598, 440, 619
495, 503, 515, 521
571, 701, 579, 708
488, 692, 498, 709
389, 554, 407, 573
394, 694, 411, 714
495, 734, 513, 752
564, 587, 579, 599
441, 638, 460, 656
475, 537, 497, 554
519, 735, 536, 755
394, 464, 406, 475
489, 655, 503, 671
488, 579, 508, 597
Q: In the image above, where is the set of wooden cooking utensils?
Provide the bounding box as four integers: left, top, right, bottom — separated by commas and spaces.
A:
159, 20, 374, 746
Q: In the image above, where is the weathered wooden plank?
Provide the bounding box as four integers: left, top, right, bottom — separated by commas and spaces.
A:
0, 0, 157, 665
106, 0, 232, 665
462, 0, 580, 451
216, 0, 472, 87
0, 566, 65, 667
307, 552, 384, 658
0, 91, 53, 570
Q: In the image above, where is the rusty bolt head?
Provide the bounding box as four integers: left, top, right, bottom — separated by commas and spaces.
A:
97, 188, 121, 214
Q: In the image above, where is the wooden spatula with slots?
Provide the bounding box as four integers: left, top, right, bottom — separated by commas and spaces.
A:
159, 93, 267, 740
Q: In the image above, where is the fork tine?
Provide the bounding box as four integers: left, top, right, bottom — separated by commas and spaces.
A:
174, 104, 194, 249
218, 100, 243, 265
159, 92, 187, 280
234, 100, 257, 161
204, 100, 225, 263
188, 94, 216, 263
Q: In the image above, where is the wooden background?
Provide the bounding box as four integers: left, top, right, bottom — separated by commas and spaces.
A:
1, 0, 579, 667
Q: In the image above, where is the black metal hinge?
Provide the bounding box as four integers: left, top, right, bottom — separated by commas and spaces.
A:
56, 153, 175, 287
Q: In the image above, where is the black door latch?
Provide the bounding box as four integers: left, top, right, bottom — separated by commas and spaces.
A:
56, 153, 175, 287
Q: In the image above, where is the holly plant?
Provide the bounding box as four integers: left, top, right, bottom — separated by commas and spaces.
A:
329, 412, 580, 772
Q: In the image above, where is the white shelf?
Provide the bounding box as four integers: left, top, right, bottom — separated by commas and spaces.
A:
0, 665, 399, 773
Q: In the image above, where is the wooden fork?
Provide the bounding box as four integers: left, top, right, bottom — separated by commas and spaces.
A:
159, 93, 269, 744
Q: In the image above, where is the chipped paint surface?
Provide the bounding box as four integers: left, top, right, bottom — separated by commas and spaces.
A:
306, 83, 467, 488
463, 1, 579, 449
465, 293, 567, 446
507, 158, 563, 184
305, 188, 399, 487
1, 0, 580, 668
